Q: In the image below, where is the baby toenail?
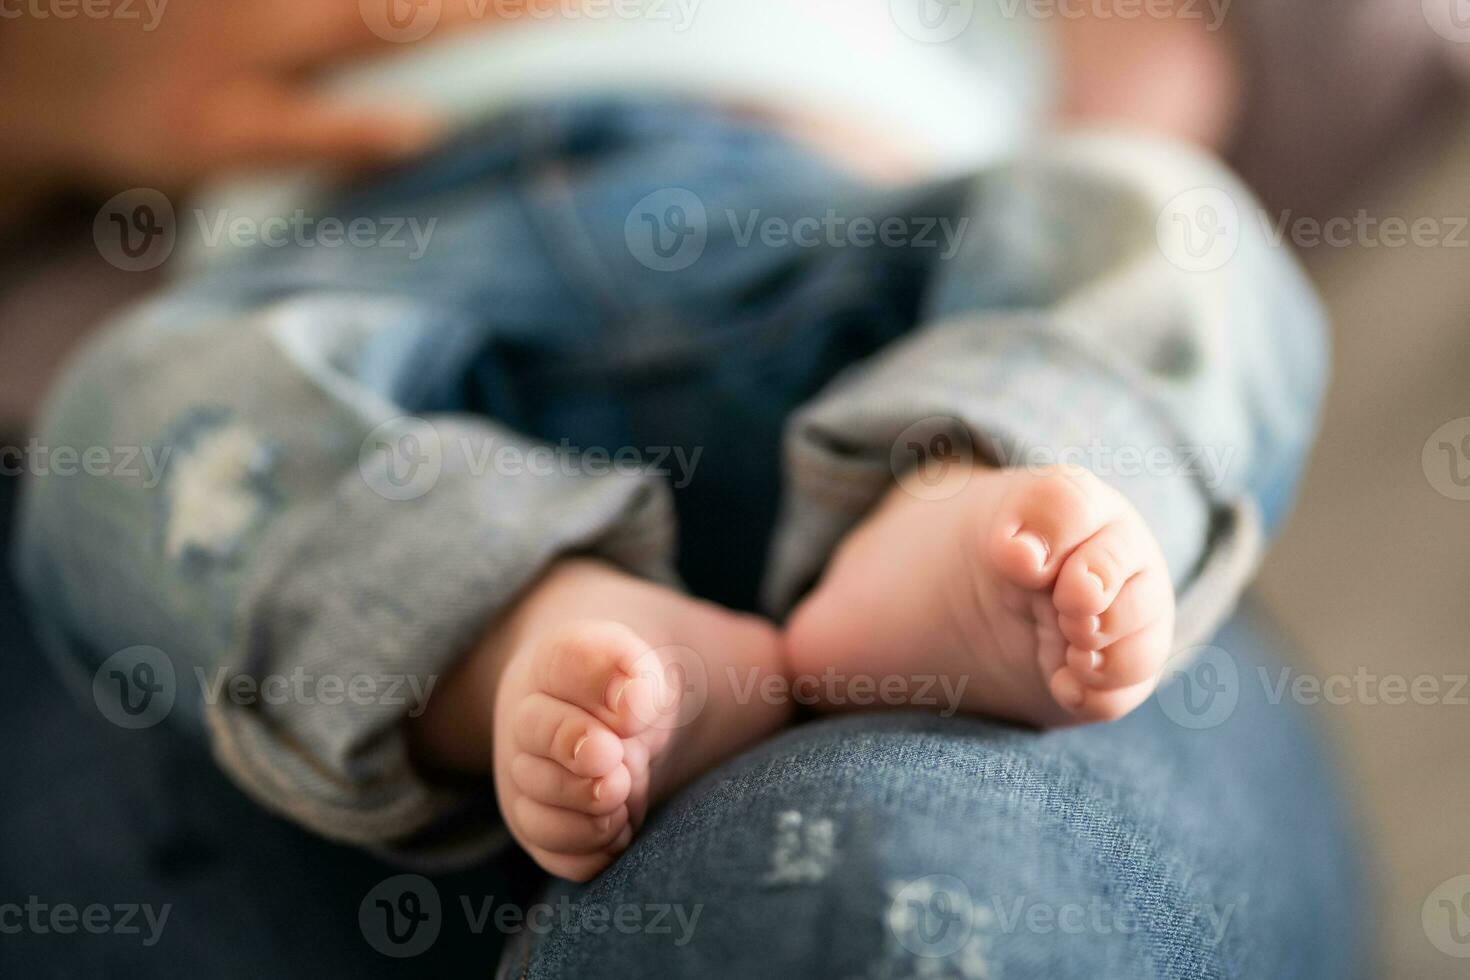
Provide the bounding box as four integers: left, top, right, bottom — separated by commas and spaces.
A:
1087, 616, 1101, 634
1067, 647, 1102, 675
572, 734, 588, 760
605, 674, 630, 713
592, 779, 604, 801
1087, 570, 1105, 591
596, 816, 611, 833
1054, 672, 1086, 710
1013, 529, 1050, 566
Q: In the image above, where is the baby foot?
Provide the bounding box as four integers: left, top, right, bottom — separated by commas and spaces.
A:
786, 465, 1175, 728
483, 561, 787, 881
495, 620, 673, 881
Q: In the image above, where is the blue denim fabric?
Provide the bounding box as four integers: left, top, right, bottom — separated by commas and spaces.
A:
505, 605, 1364, 980
166, 98, 1318, 614
2, 467, 1362, 979
174, 100, 953, 611
0, 473, 529, 979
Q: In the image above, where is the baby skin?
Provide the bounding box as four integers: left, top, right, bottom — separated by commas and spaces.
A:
411, 558, 789, 881
786, 464, 1176, 727
414, 464, 1174, 881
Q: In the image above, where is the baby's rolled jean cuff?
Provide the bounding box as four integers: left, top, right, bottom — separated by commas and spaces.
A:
205, 418, 679, 866
762, 317, 1261, 651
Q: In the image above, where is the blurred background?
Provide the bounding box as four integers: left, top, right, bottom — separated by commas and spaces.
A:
3, 1, 1470, 976
1254, 117, 1470, 979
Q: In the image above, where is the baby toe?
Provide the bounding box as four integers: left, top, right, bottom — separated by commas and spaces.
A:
1069, 617, 1174, 691
530, 848, 619, 884
513, 692, 624, 778
1047, 665, 1092, 716
1054, 521, 1140, 618
535, 621, 670, 738
512, 798, 630, 856
1095, 567, 1173, 648
1057, 611, 1104, 651
510, 753, 631, 816
1051, 670, 1158, 724
990, 468, 1117, 591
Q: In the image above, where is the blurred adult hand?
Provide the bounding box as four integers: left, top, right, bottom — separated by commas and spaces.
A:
1052, 3, 1240, 150
0, 0, 501, 195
